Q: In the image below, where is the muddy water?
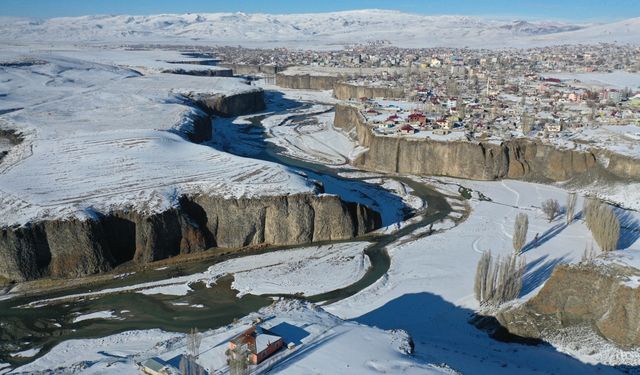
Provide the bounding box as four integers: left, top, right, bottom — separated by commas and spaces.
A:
0, 100, 450, 369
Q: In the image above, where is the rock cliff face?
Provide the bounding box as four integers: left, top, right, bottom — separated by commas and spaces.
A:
333, 83, 405, 101
192, 89, 266, 117
274, 75, 405, 101
161, 68, 233, 77
275, 73, 340, 90
335, 103, 640, 182
219, 63, 279, 76
497, 263, 640, 349
0, 193, 381, 282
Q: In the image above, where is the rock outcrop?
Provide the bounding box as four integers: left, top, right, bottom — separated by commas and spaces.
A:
275, 73, 340, 90
335, 103, 640, 183
497, 263, 640, 349
219, 63, 279, 76
161, 68, 233, 77
274, 74, 405, 101
192, 89, 266, 117
333, 83, 405, 101
0, 193, 381, 282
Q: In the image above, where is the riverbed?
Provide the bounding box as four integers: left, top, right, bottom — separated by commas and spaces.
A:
0, 92, 451, 370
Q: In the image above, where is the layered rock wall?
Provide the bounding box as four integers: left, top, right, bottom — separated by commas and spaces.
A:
193, 89, 266, 117
0, 193, 380, 282
333, 83, 405, 100
161, 68, 233, 77
335, 103, 640, 182
497, 263, 640, 349
219, 64, 279, 75
275, 73, 340, 90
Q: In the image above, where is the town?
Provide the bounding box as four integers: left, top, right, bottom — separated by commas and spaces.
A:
208, 43, 640, 152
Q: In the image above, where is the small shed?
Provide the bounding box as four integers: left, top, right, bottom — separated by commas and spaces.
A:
139, 357, 181, 375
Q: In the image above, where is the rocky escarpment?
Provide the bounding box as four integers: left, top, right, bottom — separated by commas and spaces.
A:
177, 89, 266, 143
190, 89, 266, 117
275, 74, 405, 101
333, 82, 405, 101
496, 263, 640, 349
275, 73, 341, 90
219, 63, 279, 76
161, 67, 233, 77
335, 103, 640, 183
0, 193, 381, 282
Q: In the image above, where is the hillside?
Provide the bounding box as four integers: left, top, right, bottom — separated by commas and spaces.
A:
0, 10, 638, 48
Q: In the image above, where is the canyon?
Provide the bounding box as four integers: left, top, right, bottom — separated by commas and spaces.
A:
0, 66, 381, 283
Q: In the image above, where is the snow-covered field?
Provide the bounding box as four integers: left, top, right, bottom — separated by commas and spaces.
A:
0, 47, 230, 76
0, 49, 315, 225
562, 124, 640, 158
552, 71, 640, 90
0, 10, 638, 48
207, 242, 371, 297
325, 178, 640, 372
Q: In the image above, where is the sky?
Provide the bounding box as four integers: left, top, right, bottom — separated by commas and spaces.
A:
0, 0, 638, 21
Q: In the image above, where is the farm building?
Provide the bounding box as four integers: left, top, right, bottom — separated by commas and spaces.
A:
229, 325, 284, 365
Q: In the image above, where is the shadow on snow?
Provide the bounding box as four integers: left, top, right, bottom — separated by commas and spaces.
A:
353, 292, 634, 375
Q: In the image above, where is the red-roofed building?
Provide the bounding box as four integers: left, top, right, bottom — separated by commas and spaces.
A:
407, 113, 427, 125
229, 326, 284, 365
399, 124, 417, 134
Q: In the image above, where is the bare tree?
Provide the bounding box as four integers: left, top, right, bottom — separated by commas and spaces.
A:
581, 242, 597, 263
541, 198, 560, 222
186, 328, 202, 358
474, 251, 526, 306
584, 199, 620, 252
180, 355, 205, 375
474, 251, 491, 303
226, 343, 249, 375
566, 192, 577, 225
495, 254, 526, 304
513, 213, 529, 254
180, 328, 204, 375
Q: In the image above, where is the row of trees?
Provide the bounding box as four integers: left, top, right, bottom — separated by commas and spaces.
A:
474, 250, 526, 306
475, 191, 620, 306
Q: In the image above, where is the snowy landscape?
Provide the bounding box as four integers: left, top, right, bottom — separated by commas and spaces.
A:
1, 3, 640, 375
1, 10, 640, 48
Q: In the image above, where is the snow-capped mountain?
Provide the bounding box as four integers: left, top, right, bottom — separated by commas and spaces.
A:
0, 9, 637, 48
498, 20, 585, 35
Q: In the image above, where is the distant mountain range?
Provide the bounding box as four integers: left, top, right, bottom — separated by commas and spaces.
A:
1, 9, 638, 48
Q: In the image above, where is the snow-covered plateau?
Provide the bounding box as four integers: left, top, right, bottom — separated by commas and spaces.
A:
0, 49, 313, 226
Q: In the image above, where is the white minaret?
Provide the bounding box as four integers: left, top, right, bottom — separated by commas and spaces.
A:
486, 77, 490, 97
